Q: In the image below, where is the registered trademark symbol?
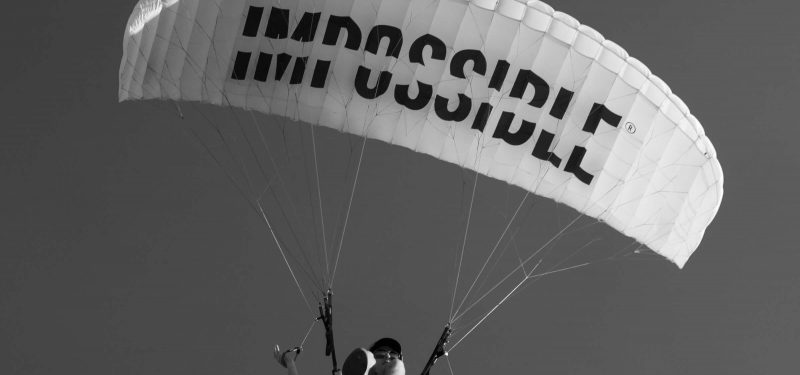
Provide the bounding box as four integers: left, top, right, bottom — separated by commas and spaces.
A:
625, 122, 636, 134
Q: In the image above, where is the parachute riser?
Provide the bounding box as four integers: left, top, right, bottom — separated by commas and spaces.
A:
318, 289, 339, 375
420, 324, 452, 375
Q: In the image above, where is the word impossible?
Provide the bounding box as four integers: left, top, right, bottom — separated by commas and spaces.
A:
230, 6, 624, 185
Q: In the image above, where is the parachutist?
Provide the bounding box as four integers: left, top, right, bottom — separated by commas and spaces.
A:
275, 338, 405, 375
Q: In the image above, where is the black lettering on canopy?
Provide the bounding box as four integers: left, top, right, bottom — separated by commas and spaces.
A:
231, 51, 251, 80
290, 57, 309, 84
472, 102, 493, 132
365, 25, 403, 58
274, 53, 293, 81
265, 7, 290, 39
395, 82, 433, 110
510, 69, 549, 108
564, 146, 593, 184
323, 15, 362, 50
549, 88, 574, 120
311, 60, 331, 88
242, 6, 264, 37
354, 25, 402, 100
291, 12, 321, 42
249, 53, 309, 84
493, 112, 536, 146
355, 66, 392, 99
582, 103, 622, 134
355, 26, 402, 100
531, 130, 562, 167
435, 94, 472, 122
450, 49, 487, 79
254, 53, 272, 82
488, 60, 510, 91
409, 34, 446, 65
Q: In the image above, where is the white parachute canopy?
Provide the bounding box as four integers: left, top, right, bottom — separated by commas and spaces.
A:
120, 0, 723, 268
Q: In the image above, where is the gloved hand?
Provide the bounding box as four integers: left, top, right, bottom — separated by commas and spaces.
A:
273, 345, 302, 368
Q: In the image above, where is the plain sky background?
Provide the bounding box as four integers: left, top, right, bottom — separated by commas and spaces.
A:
2, 1, 799, 374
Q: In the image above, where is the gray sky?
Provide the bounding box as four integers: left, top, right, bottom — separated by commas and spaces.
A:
2, 1, 799, 374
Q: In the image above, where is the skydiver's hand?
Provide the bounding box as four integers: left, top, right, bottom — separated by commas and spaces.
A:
273, 345, 302, 368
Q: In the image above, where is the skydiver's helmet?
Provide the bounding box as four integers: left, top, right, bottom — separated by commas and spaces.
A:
369, 338, 403, 360
342, 338, 405, 375
369, 338, 404, 375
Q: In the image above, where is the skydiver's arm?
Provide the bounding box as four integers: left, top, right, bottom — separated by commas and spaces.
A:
285, 357, 299, 375
274, 345, 301, 375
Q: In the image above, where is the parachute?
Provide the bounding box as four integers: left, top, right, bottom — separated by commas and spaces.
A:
119, 0, 723, 370
120, 0, 723, 268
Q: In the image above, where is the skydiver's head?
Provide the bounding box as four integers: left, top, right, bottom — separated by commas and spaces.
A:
368, 338, 404, 375
369, 338, 402, 360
